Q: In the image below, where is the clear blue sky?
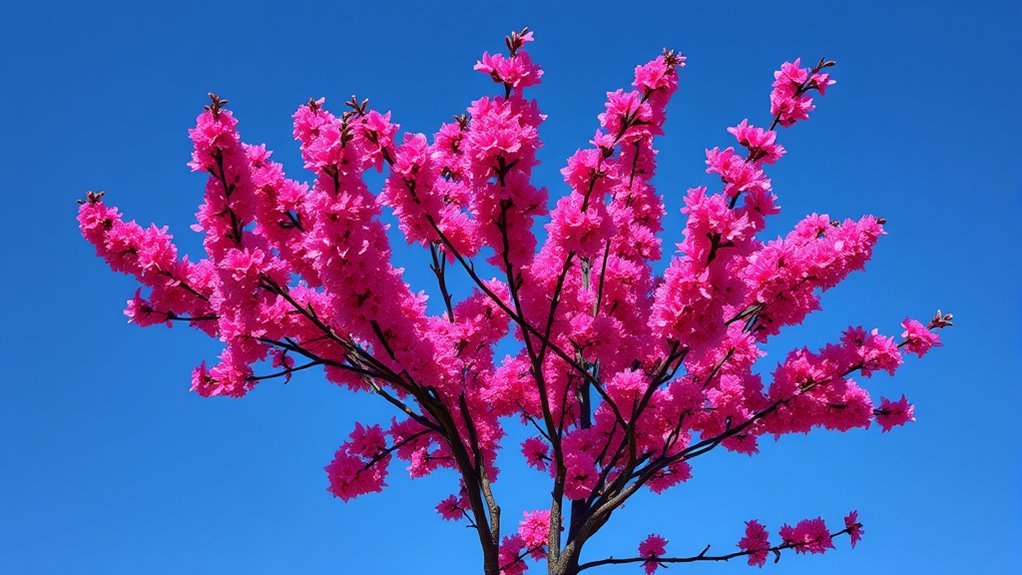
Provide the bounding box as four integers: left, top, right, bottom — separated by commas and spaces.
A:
2, 1, 1019, 573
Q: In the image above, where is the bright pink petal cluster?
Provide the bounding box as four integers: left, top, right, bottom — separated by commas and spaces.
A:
518, 509, 550, 552
738, 519, 771, 567
845, 510, 864, 548
325, 424, 392, 502
902, 318, 942, 357
638, 534, 667, 574
770, 58, 835, 127
499, 534, 528, 575
876, 395, 915, 431
436, 494, 468, 521
779, 517, 835, 555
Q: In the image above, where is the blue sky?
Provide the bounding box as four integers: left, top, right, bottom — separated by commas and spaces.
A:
2, 1, 1020, 573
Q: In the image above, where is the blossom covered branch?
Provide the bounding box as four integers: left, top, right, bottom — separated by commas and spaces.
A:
583, 512, 863, 572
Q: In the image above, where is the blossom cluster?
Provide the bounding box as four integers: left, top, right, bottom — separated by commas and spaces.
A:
637, 511, 862, 575
736, 512, 862, 568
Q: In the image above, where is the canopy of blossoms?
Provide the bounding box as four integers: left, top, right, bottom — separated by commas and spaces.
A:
79, 28, 948, 575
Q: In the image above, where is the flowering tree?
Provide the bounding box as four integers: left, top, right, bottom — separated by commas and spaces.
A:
78, 28, 950, 575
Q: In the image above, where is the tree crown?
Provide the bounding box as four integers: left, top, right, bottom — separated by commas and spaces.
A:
78, 28, 948, 575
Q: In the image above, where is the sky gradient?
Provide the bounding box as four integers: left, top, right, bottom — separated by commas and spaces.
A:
2, 1, 1020, 573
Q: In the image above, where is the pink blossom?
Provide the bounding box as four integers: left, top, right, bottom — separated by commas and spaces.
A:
546, 193, 615, 257
521, 437, 549, 471
901, 318, 941, 357
876, 395, 915, 431
638, 534, 667, 574
705, 146, 771, 200
518, 509, 550, 549
738, 519, 770, 567
347, 423, 387, 458
436, 495, 466, 521
125, 289, 171, 328
646, 461, 692, 494
727, 119, 786, 164
463, 94, 547, 271
599, 89, 652, 142
633, 52, 685, 93
770, 59, 814, 127
845, 510, 863, 548
563, 450, 599, 501
842, 326, 903, 377
324, 448, 387, 502
811, 72, 836, 95
779, 517, 835, 555
475, 51, 543, 89
769, 60, 835, 127
499, 534, 528, 575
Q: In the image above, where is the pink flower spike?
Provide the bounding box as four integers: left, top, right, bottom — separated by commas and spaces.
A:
769, 58, 833, 127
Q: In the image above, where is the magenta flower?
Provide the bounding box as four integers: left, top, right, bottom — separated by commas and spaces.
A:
738, 519, 771, 567
779, 517, 835, 555
876, 395, 916, 432
638, 534, 667, 574
845, 510, 864, 548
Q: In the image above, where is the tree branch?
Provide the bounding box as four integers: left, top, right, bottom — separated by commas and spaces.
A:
578, 525, 859, 571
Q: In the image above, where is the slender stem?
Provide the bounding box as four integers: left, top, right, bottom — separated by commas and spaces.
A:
209, 149, 245, 244
246, 360, 322, 382
157, 270, 211, 303
429, 242, 456, 322
361, 429, 430, 471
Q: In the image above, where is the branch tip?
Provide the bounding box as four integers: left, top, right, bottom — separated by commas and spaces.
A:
77, 190, 105, 205
929, 309, 953, 329
205, 93, 229, 118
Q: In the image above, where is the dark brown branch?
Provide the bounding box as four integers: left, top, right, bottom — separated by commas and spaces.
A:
246, 359, 322, 382
424, 216, 602, 396
429, 242, 456, 322
157, 270, 211, 303
209, 148, 246, 245
459, 393, 501, 548
361, 429, 430, 471
166, 313, 217, 322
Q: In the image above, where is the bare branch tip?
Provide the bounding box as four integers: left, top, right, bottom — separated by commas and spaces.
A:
205, 93, 229, 118
77, 190, 105, 205
344, 94, 369, 116
662, 48, 685, 68
929, 309, 954, 329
